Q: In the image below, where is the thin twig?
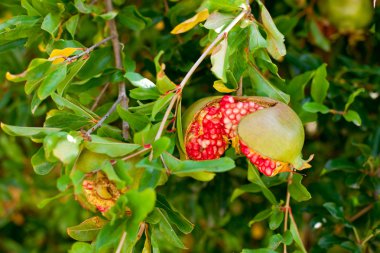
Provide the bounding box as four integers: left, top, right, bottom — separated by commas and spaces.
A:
236, 76, 243, 96
121, 148, 151, 162
91, 82, 111, 111
115, 231, 127, 253
289, 210, 307, 251
85, 96, 122, 137
283, 173, 293, 253
347, 203, 374, 223
153, 7, 249, 142
105, 0, 130, 140
66, 36, 114, 62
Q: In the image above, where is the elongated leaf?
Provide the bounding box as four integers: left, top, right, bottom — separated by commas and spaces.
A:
67, 217, 108, 242
248, 66, 290, 104
247, 163, 277, 204
211, 36, 228, 82
269, 207, 284, 230
41, 13, 60, 37
151, 93, 175, 120
65, 14, 79, 38
156, 194, 194, 234
57, 59, 87, 95
156, 209, 186, 249
302, 102, 329, 114
343, 110, 361, 126
1, 123, 61, 139
117, 105, 150, 132
38, 64, 68, 100
345, 88, 365, 112
204, 11, 234, 33
289, 174, 312, 202
248, 208, 272, 226
290, 216, 307, 253
125, 72, 155, 88
162, 152, 235, 174
31, 147, 57, 175
85, 135, 140, 157
311, 64, 329, 103
249, 22, 267, 52
171, 9, 209, 34
51, 93, 97, 119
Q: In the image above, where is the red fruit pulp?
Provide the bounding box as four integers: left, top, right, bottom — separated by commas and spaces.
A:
185, 95, 263, 160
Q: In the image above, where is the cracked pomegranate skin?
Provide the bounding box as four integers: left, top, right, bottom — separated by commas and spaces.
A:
183, 95, 310, 176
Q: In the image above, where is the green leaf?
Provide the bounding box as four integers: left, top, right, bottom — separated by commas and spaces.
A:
200, 0, 245, 12
156, 194, 194, 234
125, 189, 156, 242
99, 11, 118, 20
242, 249, 277, 253
37, 189, 72, 208
100, 161, 126, 189
74, 0, 92, 14
117, 5, 151, 31
289, 174, 312, 202
77, 47, 113, 80
67, 216, 108, 242
345, 88, 365, 112
248, 66, 290, 104
38, 64, 68, 100
248, 208, 272, 226
204, 12, 234, 33
269, 207, 284, 230
151, 93, 175, 120
162, 152, 235, 174
302, 102, 329, 114
156, 208, 186, 249
51, 93, 96, 120
41, 13, 60, 37
231, 183, 261, 202
117, 105, 150, 132
130, 87, 161, 100
322, 158, 357, 174
44, 110, 90, 130
65, 14, 79, 38
343, 110, 362, 126
154, 51, 177, 94
323, 202, 344, 220
311, 64, 329, 103
268, 234, 284, 250
43, 132, 82, 164
68, 242, 93, 253
95, 219, 126, 252
24, 59, 53, 94
258, 1, 286, 60
57, 59, 87, 95
211, 36, 228, 82
85, 135, 140, 157
0, 16, 41, 44
152, 137, 171, 159
290, 216, 307, 253
31, 147, 57, 175
1, 123, 61, 139
247, 163, 277, 205
125, 72, 156, 88
309, 19, 330, 51
249, 22, 267, 52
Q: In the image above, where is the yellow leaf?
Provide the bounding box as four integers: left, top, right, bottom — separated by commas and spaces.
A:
213, 80, 236, 93
6, 71, 27, 82
49, 47, 82, 64
171, 9, 209, 34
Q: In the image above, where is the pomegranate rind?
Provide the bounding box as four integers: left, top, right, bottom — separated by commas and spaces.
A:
237, 101, 306, 169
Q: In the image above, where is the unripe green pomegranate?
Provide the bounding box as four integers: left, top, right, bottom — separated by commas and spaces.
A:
318, 0, 373, 32
183, 96, 312, 176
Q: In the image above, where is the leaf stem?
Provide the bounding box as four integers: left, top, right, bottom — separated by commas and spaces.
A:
105, 0, 130, 139
347, 203, 374, 223
115, 231, 127, 253
91, 82, 111, 111
65, 36, 114, 62
283, 173, 293, 253
85, 96, 122, 137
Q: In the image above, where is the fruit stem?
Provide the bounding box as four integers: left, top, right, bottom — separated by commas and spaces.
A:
283, 173, 292, 253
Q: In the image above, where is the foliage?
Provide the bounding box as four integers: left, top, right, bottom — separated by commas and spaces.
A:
0, 0, 379, 252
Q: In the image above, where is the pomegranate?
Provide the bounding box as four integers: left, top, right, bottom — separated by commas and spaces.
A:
183, 96, 312, 176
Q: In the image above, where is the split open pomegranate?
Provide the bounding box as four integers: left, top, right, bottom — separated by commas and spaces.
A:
183, 96, 312, 176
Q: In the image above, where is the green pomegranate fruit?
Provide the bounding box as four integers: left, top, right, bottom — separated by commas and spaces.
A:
318, 0, 373, 32
183, 95, 312, 176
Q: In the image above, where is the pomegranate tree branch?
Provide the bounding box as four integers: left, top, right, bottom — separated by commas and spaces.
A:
65, 36, 114, 62
91, 82, 111, 111
283, 173, 293, 253
153, 7, 250, 142
105, 0, 130, 139
347, 203, 374, 223
85, 96, 122, 137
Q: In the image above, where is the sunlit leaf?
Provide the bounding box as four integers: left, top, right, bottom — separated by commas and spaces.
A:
49, 47, 82, 64
67, 217, 108, 241
211, 36, 228, 82
171, 9, 209, 34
